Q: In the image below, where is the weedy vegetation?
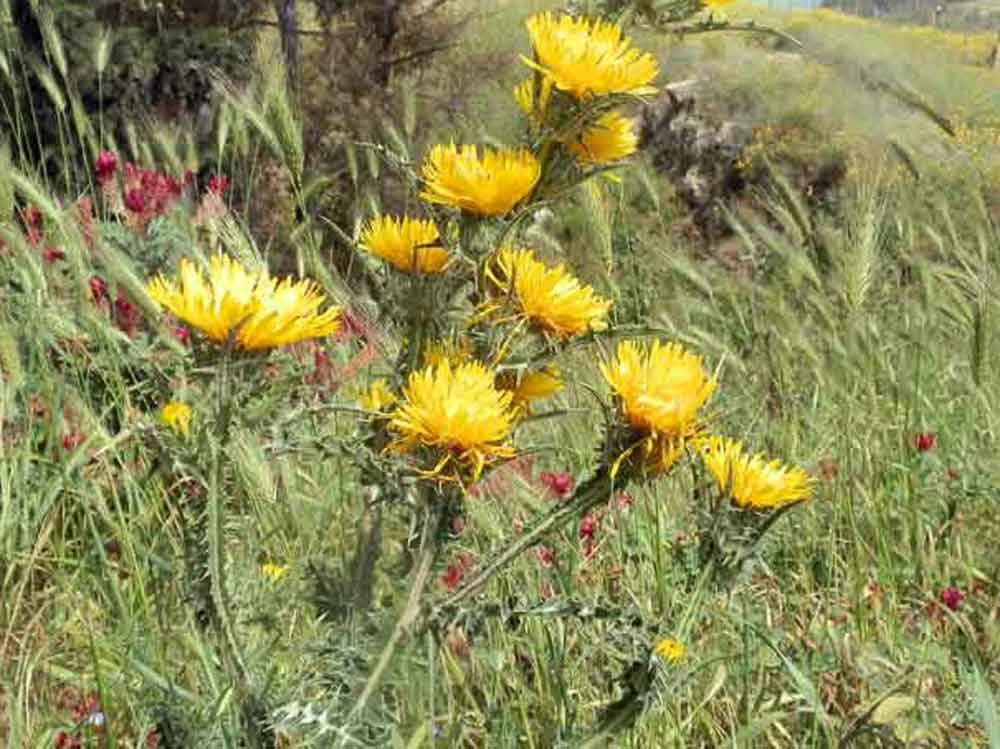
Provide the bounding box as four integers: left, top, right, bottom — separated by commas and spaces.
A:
1, 0, 999, 747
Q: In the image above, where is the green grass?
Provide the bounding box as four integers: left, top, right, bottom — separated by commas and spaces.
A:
2, 2, 1000, 747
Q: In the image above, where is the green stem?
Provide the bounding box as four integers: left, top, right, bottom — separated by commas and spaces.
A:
425, 467, 621, 627
340, 500, 445, 741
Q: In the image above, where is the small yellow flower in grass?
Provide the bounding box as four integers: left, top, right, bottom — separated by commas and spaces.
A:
704, 0, 735, 8
654, 637, 685, 664
260, 562, 288, 582
601, 341, 716, 475
359, 215, 450, 274
159, 401, 192, 437
147, 254, 340, 351
389, 359, 517, 481
420, 144, 541, 217
568, 111, 639, 166
524, 12, 658, 100
488, 247, 611, 338
358, 378, 396, 412
697, 436, 814, 510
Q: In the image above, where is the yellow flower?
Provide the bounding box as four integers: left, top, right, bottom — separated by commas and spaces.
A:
423, 337, 472, 368
601, 341, 715, 475
654, 638, 685, 664
420, 144, 540, 217
697, 436, 814, 510
159, 401, 192, 437
147, 255, 340, 351
358, 378, 396, 411
602, 341, 715, 438
704, 0, 735, 8
389, 359, 517, 481
569, 111, 639, 166
524, 12, 658, 100
260, 562, 288, 582
514, 76, 553, 126
359, 215, 450, 274
487, 247, 611, 338
498, 365, 564, 413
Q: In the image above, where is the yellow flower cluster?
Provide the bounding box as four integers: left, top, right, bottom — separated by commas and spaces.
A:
487, 246, 611, 338
420, 144, 540, 217
389, 359, 517, 481
601, 340, 716, 475
568, 111, 639, 167
148, 255, 341, 351
524, 13, 658, 100
159, 401, 192, 437
654, 638, 685, 664
359, 216, 449, 274
697, 436, 813, 510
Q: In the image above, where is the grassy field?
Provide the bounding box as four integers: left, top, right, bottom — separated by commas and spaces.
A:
1, 1, 999, 747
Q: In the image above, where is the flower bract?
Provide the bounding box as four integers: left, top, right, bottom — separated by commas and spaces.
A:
420, 144, 540, 217
697, 436, 814, 510
488, 247, 611, 338
359, 215, 449, 274
524, 13, 658, 100
389, 359, 517, 481
147, 255, 341, 351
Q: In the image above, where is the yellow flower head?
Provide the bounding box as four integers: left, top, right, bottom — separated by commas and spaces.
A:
389, 359, 518, 481
260, 562, 288, 582
601, 341, 715, 441
704, 0, 735, 8
358, 378, 396, 412
147, 255, 341, 351
498, 365, 564, 414
697, 436, 814, 510
524, 13, 658, 100
420, 144, 540, 217
569, 111, 639, 166
359, 215, 449, 274
423, 337, 472, 369
488, 247, 611, 338
159, 401, 192, 437
514, 76, 553, 126
654, 638, 685, 664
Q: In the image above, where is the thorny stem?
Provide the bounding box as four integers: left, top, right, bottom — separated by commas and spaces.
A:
424, 467, 624, 628
339, 499, 445, 742
207, 347, 268, 744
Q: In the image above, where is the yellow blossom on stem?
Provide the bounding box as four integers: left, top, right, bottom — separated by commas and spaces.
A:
654, 638, 685, 664
358, 378, 396, 412
524, 12, 658, 100
420, 144, 540, 217
147, 255, 341, 351
488, 247, 611, 338
497, 365, 564, 414
601, 340, 716, 475
359, 215, 450, 274
568, 111, 639, 166
260, 562, 288, 582
697, 436, 814, 510
159, 401, 192, 437
514, 76, 553, 127
389, 359, 518, 481
422, 337, 472, 369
